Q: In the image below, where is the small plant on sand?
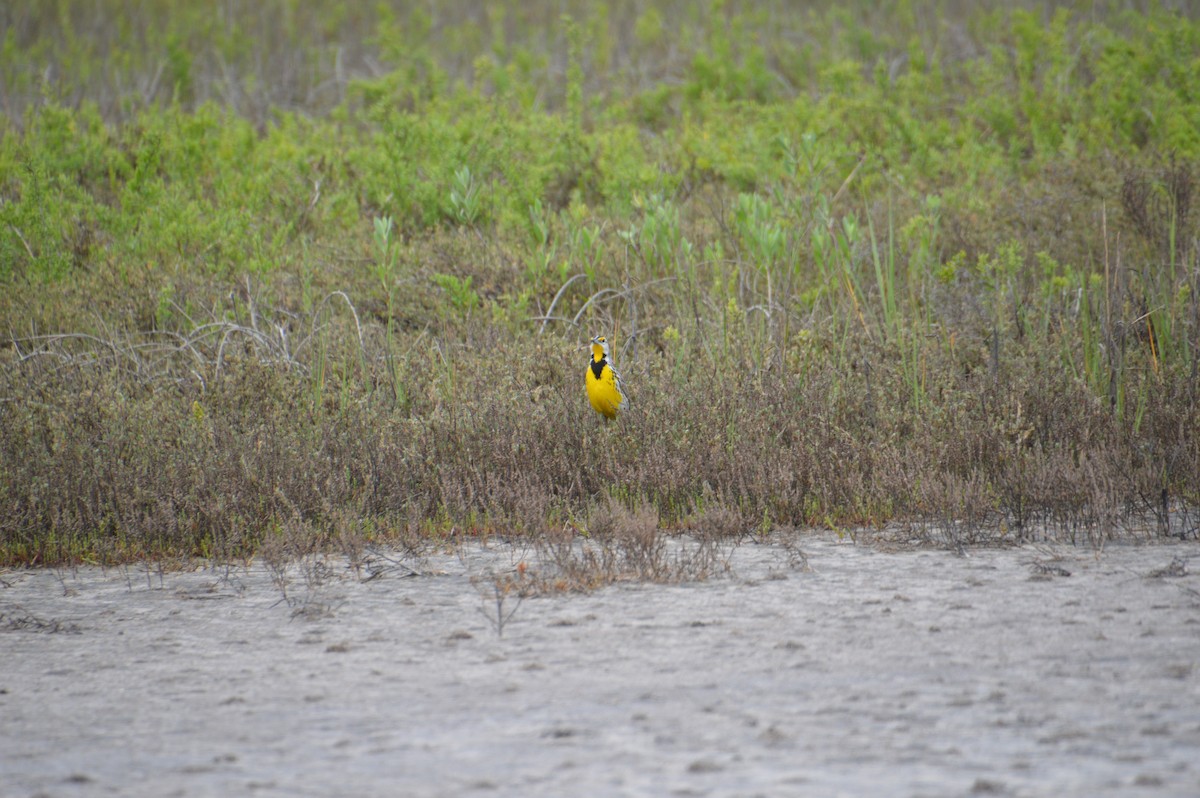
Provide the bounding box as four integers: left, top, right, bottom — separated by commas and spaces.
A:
474, 564, 530, 638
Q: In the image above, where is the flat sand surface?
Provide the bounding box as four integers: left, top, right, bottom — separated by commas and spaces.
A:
3, 535, 1199, 797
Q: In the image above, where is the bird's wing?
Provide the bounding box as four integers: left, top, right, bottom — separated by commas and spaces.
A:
610, 364, 629, 404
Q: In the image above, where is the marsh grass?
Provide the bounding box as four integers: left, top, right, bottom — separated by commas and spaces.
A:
2, 2, 1199, 567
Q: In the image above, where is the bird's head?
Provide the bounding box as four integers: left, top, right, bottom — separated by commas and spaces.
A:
590, 335, 610, 362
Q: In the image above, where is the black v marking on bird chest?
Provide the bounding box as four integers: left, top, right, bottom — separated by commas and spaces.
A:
590, 358, 607, 380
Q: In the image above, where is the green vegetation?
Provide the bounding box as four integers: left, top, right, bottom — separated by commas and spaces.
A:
2, 1, 1198, 565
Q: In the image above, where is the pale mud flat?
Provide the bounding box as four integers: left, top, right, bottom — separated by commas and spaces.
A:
2, 535, 1199, 798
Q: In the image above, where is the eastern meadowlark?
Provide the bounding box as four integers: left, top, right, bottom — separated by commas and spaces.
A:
586, 335, 627, 420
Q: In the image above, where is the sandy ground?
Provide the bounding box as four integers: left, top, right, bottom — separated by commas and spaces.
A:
2, 534, 1199, 798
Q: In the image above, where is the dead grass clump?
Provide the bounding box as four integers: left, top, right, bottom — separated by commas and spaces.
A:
259, 517, 347, 616
683, 503, 752, 542
0, 607, 82, 634
1121, 159, 1195, 263
913, 470, 998, 548
589, 500, 666, 581
530, 499, 733, 593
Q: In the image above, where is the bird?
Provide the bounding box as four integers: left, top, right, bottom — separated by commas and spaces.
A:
585, 334, 627, 420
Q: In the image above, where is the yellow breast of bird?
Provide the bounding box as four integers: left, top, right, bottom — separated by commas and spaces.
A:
586, 360, 623, 419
